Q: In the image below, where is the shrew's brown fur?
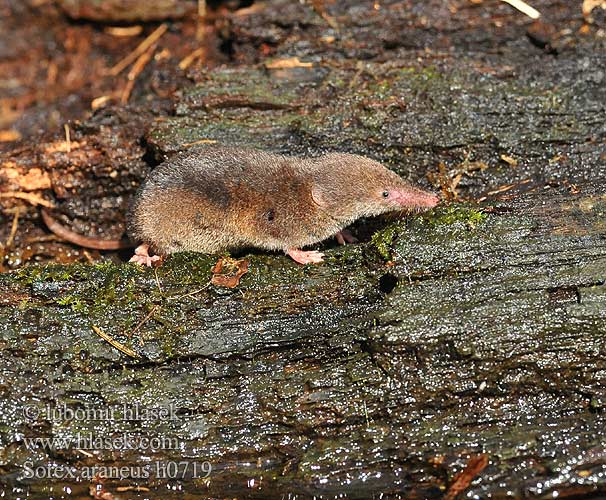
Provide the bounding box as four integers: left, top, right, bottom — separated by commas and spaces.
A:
127, 146, 438, 255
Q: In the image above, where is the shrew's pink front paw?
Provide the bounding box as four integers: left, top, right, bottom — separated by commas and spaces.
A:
129, 244, 163, 267
287, 248, 325, 265
335, 229, 358, 245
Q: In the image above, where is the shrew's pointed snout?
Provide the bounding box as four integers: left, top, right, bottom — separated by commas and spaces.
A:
393, 188, 439, 209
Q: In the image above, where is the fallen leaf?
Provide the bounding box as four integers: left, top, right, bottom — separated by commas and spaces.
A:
211, 257, 249, 288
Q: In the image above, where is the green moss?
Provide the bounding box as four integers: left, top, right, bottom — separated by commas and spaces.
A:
14, 266, 42, 285
424, 206, 487, 228
15, 265, 72, 285
55, 295, 88, 313
371, 222, 406, 261
371, 206, 486, 260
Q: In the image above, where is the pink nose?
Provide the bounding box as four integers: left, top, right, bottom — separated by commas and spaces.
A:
395, 189, 439, 209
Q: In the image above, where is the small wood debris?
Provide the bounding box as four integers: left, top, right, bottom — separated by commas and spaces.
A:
445, 454, 489, 500
120, 42, 157, 104
91, 95, 112, 110
89, 480, 115, 500
0, 129, 21, 142
0, 164, 51, 191
179, 48, 206, 70
104, 25, 143, 37
310, 0, 339, 30
428, 154, 489, 201
500, 154, 518, 167
44, 140, 81, 153
211, 257, 249, 288
92, 324, 140, 359
0, 192, 53, 207
265, 57, 313, 70
583, 0, 606, 17
108, 23, 168, 76
63, 124, 71, 153
181, 138, 217, 148
500, 0, 541, 19
116, 485, 150, 492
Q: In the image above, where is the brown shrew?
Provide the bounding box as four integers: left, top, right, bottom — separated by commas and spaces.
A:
41, 145, 439, 265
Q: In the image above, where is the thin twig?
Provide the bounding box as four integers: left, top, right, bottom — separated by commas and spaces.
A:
109, 23, 168, 76
167, 284, 210, 301
63, 123, 71, 153
198, 0, 206, 18
181, 138, 217, 148
500, 0, 541, 19
178, 48, 205, 70
121, 42, 157, 104
0, 206, 20, 272
197, 0, 207, 41
92, 324, 140, 359
310, 0, 339, 30
6, 205, 20, 249
82, 250, 95, 264
91, 95, 112, 110
104, 25, 143, 37
154, 267, 163, 294
129, 305, 160, 338
0, 192, 54, 208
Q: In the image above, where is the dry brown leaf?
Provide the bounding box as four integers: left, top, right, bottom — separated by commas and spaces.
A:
428, 154, 489, 201
211, 257, 250, 288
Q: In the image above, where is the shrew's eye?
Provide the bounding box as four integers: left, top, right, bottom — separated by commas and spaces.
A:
382, 191, 389, 198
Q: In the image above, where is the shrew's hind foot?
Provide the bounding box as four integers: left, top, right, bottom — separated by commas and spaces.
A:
129, 243, 163, 267
287, 248, 324, 265
335, 229, 358, 245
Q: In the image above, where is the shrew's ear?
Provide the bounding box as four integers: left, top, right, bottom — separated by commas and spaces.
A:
311, 184, 329, 208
